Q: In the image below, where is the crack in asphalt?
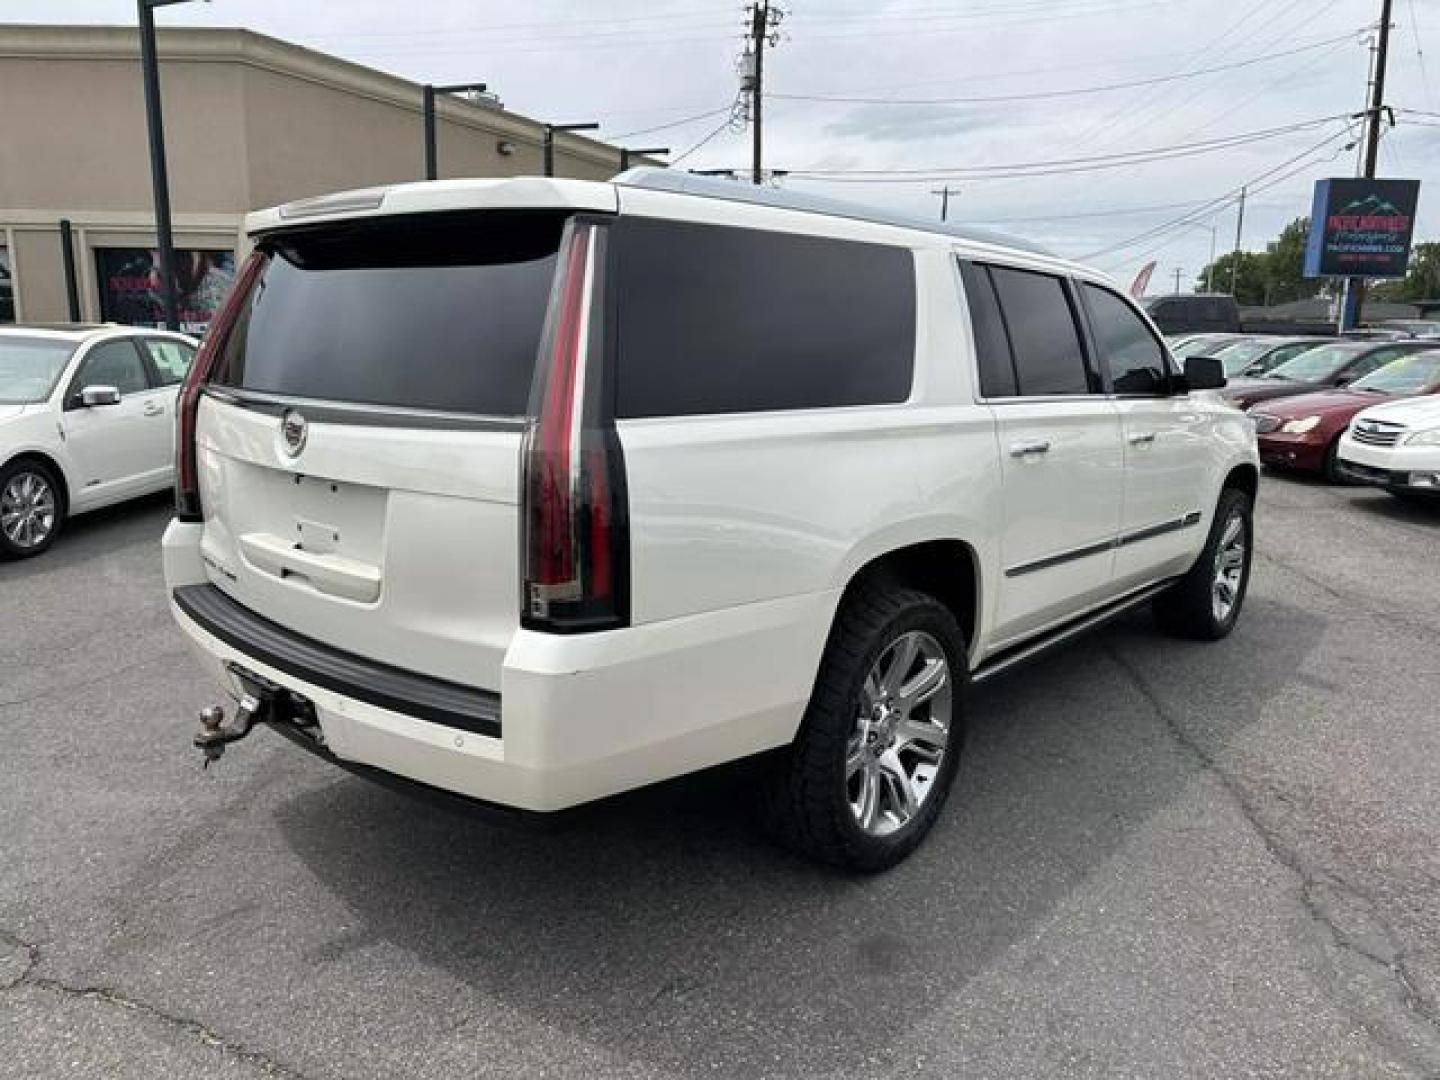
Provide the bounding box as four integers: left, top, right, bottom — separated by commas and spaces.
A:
0, 928, 316, 1080
1104, 645, 1440, 1073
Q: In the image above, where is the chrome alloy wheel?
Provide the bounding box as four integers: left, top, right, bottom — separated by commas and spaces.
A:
1211, 509, 1247, 624
1, 471, 57, 550
847, 630, 952, 837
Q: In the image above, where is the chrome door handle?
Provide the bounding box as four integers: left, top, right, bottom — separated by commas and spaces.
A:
144, 402, 164, 417
1008, 439, 1051, 457
1128, 432, 1156, 445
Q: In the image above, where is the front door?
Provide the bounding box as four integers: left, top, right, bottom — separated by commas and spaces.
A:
60, 338, 158, 502
1078, 282, 1213, 590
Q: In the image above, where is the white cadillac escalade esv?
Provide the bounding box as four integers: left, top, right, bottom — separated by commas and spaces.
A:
163, 170, 1257, 870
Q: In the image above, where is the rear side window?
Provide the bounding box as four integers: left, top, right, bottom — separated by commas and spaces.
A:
611, 218, 915, 418
143, 339, 195, 386
986, 265, 1093, 396
215, 211, 566, 415
958, 260, 1018, 397
1081, 283, 1170, 394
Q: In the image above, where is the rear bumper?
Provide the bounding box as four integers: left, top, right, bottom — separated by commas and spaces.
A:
164, 519, 835, 812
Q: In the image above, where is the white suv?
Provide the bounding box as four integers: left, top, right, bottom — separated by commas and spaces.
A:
163, 171, 1257, 869
1, 324, 196, 558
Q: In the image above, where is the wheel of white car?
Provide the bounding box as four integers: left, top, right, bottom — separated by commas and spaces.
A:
0, 459, 63, 560
762, 583, 967, 872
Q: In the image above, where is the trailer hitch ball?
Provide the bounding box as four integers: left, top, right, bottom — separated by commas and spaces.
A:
194, 692, 266, 767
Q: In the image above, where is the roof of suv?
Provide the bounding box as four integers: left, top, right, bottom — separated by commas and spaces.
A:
247, 168, 1058, 264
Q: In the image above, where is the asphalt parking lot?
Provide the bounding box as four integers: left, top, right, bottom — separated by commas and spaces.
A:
2, 477, 1438, 1080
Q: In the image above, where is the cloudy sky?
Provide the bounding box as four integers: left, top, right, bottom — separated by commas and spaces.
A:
13, 0, 1440, 289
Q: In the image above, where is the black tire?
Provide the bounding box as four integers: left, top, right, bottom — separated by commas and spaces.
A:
1389, 487, 1440, 506
0, 458, 64, 560
1152, 486, 1253, 641
1322, 437, 1346, 484
762, 584, 967, 872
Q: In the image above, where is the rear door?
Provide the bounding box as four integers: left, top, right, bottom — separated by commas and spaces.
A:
1078, 281, 1211, 590
965, 261, 1125, 647
194, 211, 570, 691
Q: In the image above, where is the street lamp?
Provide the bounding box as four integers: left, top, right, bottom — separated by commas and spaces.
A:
138, 0, 197, 332
423, 81, 487, 181
543, 122, 598, 178
618, 146, 669, 172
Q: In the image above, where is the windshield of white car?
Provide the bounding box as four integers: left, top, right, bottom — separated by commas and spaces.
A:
1350, 352, 1440, 395
0, 337, 77, 403
1264, 344, 1355, 382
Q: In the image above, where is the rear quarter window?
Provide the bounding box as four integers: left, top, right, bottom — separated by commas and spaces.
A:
611, 217, 916, 418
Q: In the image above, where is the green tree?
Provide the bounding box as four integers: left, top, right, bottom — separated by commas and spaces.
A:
1195, 216, 1323, 305
1196, 250, 1269, 305
1370, 242, 1440, 302
1264, 217, 1312, 303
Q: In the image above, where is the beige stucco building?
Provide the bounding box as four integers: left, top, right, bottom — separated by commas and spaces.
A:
0, 24, 642, 328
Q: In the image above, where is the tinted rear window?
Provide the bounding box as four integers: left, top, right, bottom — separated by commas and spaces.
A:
987, 265, 1093, 395
612, 217, 916, 418
216, 212, 565, 415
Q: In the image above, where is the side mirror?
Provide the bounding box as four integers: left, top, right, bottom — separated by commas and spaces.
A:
1181, 355, 1226, 391
1333, 373, 1355, 387
80, 385, 121, 407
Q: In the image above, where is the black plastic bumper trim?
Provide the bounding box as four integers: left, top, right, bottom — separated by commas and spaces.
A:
172, 583, 502, 739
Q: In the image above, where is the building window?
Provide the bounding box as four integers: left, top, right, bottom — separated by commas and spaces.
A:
0, 246, 14, 324
95, 248, 235, 335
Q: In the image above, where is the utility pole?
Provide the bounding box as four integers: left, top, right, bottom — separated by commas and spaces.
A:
1229, 185, 1247, 296
931, 185, 961, 222
543, 121, 599, 178
745, 1, 782, 185
1347, 0, 1394, 330
1173, 267, 1184, 295
1206, 222, 1218, 292
423, 82, 487, 181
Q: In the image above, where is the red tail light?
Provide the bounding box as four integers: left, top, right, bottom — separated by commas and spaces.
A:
175, 250, 269, 522
522, 219, 629, 633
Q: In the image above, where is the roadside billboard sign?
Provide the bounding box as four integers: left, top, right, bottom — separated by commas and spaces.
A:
1304, 177, 1420, 279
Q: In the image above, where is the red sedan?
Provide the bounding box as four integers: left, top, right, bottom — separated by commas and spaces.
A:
1250, 350, 1440, 480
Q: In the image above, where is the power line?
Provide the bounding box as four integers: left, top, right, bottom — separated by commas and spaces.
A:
769, 34, 1358, 107
778, 115, 1354, 181
611, 105, 735, 141
673, 116, 738, 165
1072, 0, 1318, 154
1080, 126, 1357, 262
1405, 0, 1436, 111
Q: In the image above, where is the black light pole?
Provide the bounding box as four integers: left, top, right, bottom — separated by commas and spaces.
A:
619, 146, 669, 172
543, 122, 599, 177
58, 220, 81, 322
138, 0, 193, 331
423, 81, 487, 181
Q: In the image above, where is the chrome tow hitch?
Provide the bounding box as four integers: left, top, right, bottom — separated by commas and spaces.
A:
194, 665, 317, 767
195, 692, 268, 767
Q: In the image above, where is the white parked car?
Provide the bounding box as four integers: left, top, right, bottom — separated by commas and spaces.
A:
1, 324, 197, 558
1337, 394, 1440, 503
164, 171, 1257, 869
